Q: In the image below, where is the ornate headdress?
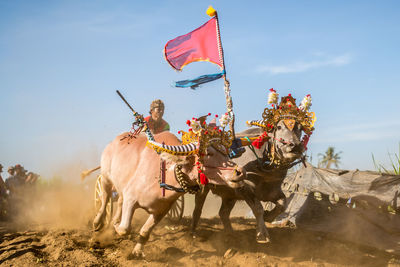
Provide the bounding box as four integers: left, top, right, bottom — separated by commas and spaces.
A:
247, 88, 316, 135
146, 113, 234, 185
180, 114, 233, 155
146, 113, 233, 157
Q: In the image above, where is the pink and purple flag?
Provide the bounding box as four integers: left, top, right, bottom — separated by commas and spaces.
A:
164, 17, 223, 71
164, 16, 225, 89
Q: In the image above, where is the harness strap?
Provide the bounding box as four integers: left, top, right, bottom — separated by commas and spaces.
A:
158, 164, 200, 195
259, 156, 305, 173
244, 134, 305, 172
161, 158, 166, 197
159, 183, 185, 193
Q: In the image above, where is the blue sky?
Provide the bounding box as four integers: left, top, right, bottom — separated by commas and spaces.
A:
1, 1, 399, 178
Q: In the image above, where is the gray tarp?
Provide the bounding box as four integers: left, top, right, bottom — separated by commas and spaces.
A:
275, 163, 400, 254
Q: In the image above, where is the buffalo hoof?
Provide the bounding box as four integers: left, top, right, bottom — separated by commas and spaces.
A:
114, 225, 129, 236
131, 244, 145, 259
93, 214, 104, 231
256, 232, 271, 244
111, 218, 121, 227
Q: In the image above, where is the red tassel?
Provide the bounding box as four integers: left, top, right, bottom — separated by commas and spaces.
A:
252, 132, 268, 149
200, 173, 209, 185
302, 135, 310, 150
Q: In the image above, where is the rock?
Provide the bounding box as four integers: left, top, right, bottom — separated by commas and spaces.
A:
223, 248, 236, 259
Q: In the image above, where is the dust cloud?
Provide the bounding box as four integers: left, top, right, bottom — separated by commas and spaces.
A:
6, 156, 99, 231
183, 193, 252, 218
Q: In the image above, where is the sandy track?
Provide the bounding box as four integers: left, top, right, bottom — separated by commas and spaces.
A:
1, 217, 399, 266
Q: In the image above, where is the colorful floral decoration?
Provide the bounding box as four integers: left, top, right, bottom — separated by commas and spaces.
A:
267, 88, 279, 106
219, 112, 230, 128
299, 94, 312, 111
248, 92, 316, 135
146, 113, 234, 185
189, 118, 202, 134
243, 90, 317, 166
180, 113, 233, 185
180, 114, 233, 155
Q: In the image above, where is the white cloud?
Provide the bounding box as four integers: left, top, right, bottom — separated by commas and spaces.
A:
256, 53, 352, 75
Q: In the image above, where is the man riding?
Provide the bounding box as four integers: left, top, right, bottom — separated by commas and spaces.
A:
144, 99, 170, 134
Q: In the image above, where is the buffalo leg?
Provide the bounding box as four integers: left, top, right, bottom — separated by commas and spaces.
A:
93, 175, 112, 231
111, 195, 123, 227
219, 198, 236, 233
242, 194, 270, 244
115, 195, 137, 236
191, 186, 210, 236
132, 212, 167, 258
264, 195, 286, 222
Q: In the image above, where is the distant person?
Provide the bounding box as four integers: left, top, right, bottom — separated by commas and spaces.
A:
7, 166, 15, 178
26, 172, 39, 184
14, 164, 27, 180
0, 164, 7, 195
5, 164, 26, 195
144, 99, 170, 134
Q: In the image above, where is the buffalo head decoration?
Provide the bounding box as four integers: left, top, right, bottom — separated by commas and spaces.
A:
247, 89, 316, 165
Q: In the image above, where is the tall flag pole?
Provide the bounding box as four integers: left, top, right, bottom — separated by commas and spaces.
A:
211, 7, 235, 137
164, 6, 235, 136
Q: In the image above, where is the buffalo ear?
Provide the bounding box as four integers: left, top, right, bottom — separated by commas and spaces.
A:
185, 155, 195, 166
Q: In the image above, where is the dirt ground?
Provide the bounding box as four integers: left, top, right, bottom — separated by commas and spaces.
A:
1, 217, 400, 267
1, 180, 400, 266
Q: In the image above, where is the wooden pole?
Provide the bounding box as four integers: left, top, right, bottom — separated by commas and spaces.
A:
215, 12, 235, 138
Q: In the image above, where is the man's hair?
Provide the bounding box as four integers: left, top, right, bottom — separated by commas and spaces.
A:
150, 99, 165, 114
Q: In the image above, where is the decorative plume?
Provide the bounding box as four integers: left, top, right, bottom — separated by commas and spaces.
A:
219, 113, 230, 128
190, 119, 202, 134
268, 88, 278, 105
299, 94, 312, 111
248, 89, 316, 136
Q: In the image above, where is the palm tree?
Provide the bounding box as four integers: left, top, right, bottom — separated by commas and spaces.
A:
318, 147, 342, 169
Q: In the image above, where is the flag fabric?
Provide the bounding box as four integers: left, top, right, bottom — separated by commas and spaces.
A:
164, 17, 223, 71
175, 71, 225, 89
